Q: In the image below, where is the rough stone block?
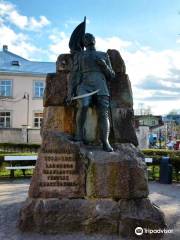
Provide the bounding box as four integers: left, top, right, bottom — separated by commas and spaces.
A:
18, 197, 166, 238
56, 53, 72, 72
42, 106, 75, 135
18, 198, 119, 234
29, 132, 85, 198
86, 144, 149, 199
111, 108, 138, 146
118, 198, 166, 239
43, 72, 68, 107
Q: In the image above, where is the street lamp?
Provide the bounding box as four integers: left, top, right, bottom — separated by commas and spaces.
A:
23, 92, 29, 143
23, 92, 29, 127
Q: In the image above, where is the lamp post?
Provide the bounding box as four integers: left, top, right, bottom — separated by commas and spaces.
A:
23, 92, 29, 143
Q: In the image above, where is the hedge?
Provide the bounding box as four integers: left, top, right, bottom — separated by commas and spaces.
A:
142, 149, 180, 166
0, 142, 40, 153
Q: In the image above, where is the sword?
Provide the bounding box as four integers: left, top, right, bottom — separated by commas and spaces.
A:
71, 89, 99, 101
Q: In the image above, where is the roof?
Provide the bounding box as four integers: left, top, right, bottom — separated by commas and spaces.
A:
135, 115, 162, 119
0, 46, 56, 75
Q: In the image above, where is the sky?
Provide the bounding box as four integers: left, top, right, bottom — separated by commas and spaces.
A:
0, 0, 180, 115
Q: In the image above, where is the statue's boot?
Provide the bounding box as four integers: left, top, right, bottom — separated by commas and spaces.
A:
99, 107, 114, 152
74, 106, 88, 142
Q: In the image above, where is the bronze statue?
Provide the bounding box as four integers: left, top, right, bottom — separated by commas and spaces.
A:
43, 18, 138, 149
67, 19, 115, 151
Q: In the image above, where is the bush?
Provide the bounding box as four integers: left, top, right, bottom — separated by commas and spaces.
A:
142, 149, 180, 160
142, 149, 180, 169
0, 142, 40, 153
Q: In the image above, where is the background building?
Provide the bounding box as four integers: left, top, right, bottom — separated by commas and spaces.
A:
0, 45, 55, 143
0, 45, 55, 128
134, 115, 163, 128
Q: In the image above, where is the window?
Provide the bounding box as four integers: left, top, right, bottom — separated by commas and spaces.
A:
139, 119, 144, 125
0, 80, 12, 97
0, 112, 11, 128
11, 61, 20, 66
33, 112, 43, 128
34, 80, 44, 98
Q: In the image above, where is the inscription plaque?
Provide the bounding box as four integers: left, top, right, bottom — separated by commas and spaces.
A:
39, 153, 78, 188
29, 151, 85, 198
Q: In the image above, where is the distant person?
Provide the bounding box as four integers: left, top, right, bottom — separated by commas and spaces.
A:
149, 133, 157, 148
167, 136, 176, 150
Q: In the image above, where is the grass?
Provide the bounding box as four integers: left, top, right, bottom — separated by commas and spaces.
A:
147, 165, 179, 181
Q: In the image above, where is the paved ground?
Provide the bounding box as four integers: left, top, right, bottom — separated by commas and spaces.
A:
0, 179, 179, 240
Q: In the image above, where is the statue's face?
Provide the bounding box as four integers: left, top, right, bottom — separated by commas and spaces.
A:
83, 33, 95, 47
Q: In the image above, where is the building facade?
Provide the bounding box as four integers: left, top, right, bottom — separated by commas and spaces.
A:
134, 115, 163, 128
0, 45, 55, 130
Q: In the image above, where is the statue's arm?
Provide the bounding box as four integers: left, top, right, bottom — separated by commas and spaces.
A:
96, 53, 115, 80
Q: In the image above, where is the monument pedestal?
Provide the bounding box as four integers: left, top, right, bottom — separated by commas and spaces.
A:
18, 132, 166, 239
19, 197, 165, 238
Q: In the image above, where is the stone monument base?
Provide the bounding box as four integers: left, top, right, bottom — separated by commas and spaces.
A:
18, 134, 166, 239
19, 197, 165, 239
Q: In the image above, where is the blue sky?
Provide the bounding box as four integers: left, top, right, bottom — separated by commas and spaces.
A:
0, 0, 180, 114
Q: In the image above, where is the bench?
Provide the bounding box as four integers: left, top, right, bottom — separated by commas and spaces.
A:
145, 157, 154, 179
4, 155, 37, 178
145, 157, 153, 163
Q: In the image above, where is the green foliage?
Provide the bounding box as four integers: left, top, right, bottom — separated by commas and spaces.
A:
143, 149, 180, 181
0, 142, 40, 153
0, 164, 33, 178
142, 149, 180, 164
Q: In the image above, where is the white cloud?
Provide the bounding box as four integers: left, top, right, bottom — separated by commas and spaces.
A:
47, 32, 180, 115
48, 30, 70, 60
124, 48, 180, 114
0, 25, 42, 59
47, 32, 131, 61
0, 0, 50, 59
28, 16, 50, 31
96, 36, 131, 52
0, 1, 179, 115
176, 38, 180, 44
0, 0, 13, 14
0, 0, 50, 31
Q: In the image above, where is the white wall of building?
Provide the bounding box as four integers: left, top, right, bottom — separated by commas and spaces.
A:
0, 74, 45, 128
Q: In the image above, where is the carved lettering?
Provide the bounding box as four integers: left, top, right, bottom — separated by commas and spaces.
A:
47, 175, 69, 181
44, 153, 74, 162
45, 163, 74, 168
43, 169, 77, 175
40, 181, 78, 187
40, 153, 79, 189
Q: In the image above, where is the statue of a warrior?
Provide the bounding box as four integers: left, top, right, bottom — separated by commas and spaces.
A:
67, 18, 115, 152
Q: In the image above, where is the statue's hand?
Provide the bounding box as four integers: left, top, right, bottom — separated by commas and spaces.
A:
96, 57, 106, 67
